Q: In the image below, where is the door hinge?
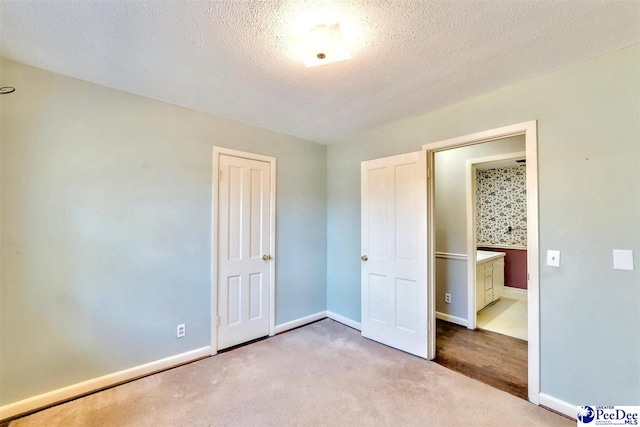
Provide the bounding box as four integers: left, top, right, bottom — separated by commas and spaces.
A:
527, 273, 530, 280
218, 170, 222, 181
427, 320, 431, 331
427, 168, 431, 179
216, 315, 221, 326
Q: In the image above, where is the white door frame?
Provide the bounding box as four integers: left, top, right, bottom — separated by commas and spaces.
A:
422, 120, 540, 404
211, 147, 277, 354
466, 150, 526, 329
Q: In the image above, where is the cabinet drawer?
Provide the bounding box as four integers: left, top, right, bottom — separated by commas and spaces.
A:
484, 289, 493, 304
484, 276, 492, 290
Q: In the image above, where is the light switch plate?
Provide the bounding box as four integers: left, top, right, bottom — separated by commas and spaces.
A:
613, 250, 634, 271
547, 250, 560, 267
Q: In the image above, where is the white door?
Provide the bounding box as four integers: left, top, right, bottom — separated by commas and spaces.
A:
361, 151, 429, 358
217, 154, 271, 350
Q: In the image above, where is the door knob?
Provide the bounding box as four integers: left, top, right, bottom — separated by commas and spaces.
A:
361, 255, 368, 261
262, 254, 272, 261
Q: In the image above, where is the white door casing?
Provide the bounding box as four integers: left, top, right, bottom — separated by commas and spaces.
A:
361, 151, 429, 358
422, 120, 540, 404
216, 152, 273, 350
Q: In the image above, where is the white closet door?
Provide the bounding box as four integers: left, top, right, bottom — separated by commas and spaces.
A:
218, 154, 271, 350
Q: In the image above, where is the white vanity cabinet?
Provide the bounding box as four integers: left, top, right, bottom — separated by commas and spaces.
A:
476, 251, 506, 312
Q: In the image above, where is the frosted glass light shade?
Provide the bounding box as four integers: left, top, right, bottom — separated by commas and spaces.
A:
290, 23, 352, 67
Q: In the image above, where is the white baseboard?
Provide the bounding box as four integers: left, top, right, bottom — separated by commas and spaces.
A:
0, 346, 212, 422
539, 392, 577, 420
502, 286, 528, 300
435, 311, 468, 327
327, 311, 362, 331
273, 311, 327, 335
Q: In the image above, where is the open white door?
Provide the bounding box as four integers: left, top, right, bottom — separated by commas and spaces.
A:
361, 151, 429, 358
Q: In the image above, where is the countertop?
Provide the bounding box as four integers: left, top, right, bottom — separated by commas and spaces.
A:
477, 250, 506, 263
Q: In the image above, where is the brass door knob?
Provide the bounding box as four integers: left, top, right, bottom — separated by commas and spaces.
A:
361, 255, 368, 261
262, 254, 272, 261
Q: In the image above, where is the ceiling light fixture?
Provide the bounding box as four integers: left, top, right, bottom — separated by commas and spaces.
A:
289, 23, 352, 68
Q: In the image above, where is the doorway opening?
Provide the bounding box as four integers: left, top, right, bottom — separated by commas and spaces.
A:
472, 152, 528, 340
422, 121, 539, 404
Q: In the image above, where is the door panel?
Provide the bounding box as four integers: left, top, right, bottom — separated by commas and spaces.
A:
249, 169, 265, 259
218, 154, 271, 350
395, 163, 417, 262
249, 272, 263, 320
361, 151, 429, 358
367, 167, 388, 260
228, 166, 243, 261
227, 276, 242, 325
395, 278, 417, 332
368, 274, 388, 323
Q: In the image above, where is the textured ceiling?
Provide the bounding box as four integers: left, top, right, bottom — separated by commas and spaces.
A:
1, 1, 639, 144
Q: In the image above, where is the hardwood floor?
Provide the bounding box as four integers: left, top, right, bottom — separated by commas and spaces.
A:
434, 319, 528, 400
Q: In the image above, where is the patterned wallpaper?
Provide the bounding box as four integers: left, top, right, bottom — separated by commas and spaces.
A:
476, 165, 527, 247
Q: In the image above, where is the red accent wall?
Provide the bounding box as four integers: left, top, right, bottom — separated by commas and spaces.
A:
478, 247, 528, 289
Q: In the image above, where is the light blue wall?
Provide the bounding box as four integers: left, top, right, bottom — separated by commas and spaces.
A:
2, 44, 639, 409
0, 59, 327, 405
327, 45, 639, 405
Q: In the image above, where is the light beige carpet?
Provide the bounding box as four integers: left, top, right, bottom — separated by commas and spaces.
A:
9, 319, 571, 427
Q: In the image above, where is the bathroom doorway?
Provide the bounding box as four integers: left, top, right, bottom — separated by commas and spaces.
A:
470, 153, 528, 341
422, 121, 539, 403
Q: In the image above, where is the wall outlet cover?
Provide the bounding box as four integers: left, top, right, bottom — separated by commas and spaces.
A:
613, 250, 634, 271
177, 324, 186, 338
546, 250, 560, 267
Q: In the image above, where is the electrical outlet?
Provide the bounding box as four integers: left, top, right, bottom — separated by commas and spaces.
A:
445, 293, 452, 304
177, 324, 186, 338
